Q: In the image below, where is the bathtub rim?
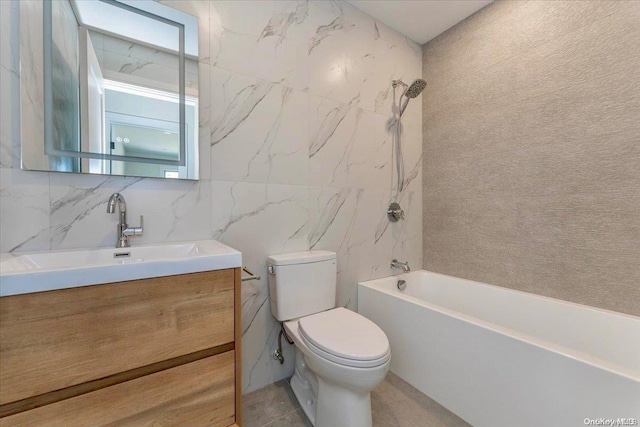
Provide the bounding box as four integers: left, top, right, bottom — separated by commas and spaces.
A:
358, 270, 640, 383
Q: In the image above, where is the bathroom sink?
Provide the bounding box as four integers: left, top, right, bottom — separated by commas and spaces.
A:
0, 240, 241, 297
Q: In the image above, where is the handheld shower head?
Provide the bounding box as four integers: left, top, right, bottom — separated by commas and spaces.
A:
392, 77, 427, 195
394, 78, 427, 117
404, 79, 427, 98
399, 79, 426, 117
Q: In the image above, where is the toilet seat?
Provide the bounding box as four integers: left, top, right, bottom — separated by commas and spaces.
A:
298, 308, 390, 368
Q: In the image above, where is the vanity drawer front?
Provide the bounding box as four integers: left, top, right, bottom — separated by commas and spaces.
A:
0, 351, 236, 427
0, 269, 235, 405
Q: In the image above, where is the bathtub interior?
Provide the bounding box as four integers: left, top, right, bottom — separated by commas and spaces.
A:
359, 270, 640, 378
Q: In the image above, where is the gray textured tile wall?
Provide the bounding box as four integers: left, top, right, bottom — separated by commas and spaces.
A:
422, 0, 640, 316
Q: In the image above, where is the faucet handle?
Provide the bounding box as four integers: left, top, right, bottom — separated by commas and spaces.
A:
125, 215, 143, 236
134, 215, 143, 235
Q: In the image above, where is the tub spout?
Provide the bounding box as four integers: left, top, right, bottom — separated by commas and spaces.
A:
390, 259, 410, 273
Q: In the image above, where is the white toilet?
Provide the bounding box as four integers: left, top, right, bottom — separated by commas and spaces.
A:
267, 251, 390, 427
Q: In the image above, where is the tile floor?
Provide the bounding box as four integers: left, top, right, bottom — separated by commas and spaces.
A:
242, 372, 470, 427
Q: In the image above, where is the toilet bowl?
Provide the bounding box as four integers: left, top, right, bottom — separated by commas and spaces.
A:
267, 251, 391, 427
284, 308, 390, 427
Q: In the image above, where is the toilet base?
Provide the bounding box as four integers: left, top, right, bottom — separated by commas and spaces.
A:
315, 376, 372, 427
290, 347, 319, 425
289, 347, 377, 427
291, 373, 317, 425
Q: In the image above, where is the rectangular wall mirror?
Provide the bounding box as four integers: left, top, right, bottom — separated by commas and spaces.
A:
20, 0, 199, 180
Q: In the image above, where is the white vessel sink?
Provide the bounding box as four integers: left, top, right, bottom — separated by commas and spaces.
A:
0, 240, 242, 297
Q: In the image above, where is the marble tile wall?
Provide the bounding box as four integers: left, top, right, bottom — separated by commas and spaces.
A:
0, 0, 422, 393
422, 0, 640, 316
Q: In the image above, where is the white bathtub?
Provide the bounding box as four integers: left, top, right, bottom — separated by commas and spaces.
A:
358, 271, 640, 427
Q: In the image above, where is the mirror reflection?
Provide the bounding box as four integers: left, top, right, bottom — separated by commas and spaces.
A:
22, 0, 199, 180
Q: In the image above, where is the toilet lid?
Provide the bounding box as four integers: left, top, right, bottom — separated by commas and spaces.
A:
298, 308, 389, 363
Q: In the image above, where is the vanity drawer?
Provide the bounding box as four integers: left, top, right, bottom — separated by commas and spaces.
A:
0, 269, 235, 405
0, 351, 236, 427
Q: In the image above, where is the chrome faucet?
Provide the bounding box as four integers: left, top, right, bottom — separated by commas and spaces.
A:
390, 259, 410, 273
107, 193, 143, 248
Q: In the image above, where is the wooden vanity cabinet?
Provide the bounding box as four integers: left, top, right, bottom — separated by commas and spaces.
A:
0, 268, 242, 427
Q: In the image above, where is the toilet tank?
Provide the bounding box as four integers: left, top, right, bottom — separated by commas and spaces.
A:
267, 251, 337, 321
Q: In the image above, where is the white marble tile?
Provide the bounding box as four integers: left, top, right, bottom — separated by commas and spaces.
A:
311, 1, 376, 36
211, 181, 308, 264
307, 186, 355, 273
211, 180, 308, 333
210, 1, 308, 41
240, 267, 294, 394
0, 2, 20, 168
374, 19, 422, 59
210, 0, 309, 91
340, 188, 393, 272
211, 180, 308, 393
46, 175, 109, 249
130, 178, 213, 244
308, 11, 375, 111
336, 268, 359, 310
209, 0, 310, 91
241, 299, 296, 394
49, 174, 211, 250
345, 109, 391, 191
210, 68, 309, 185
309, 96, 389, 190
308, 186, 390, 273
0, 168, 50, 253
306, 1, 356, 56
211, 28, 309, 92
337, 263, 390, 311
47, 174, 136, 250
374, 38, 422, 116
209, 67, 269, 147
198, 62, 211, 180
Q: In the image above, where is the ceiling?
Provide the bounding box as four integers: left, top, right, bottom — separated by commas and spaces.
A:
347, 0, 493, 45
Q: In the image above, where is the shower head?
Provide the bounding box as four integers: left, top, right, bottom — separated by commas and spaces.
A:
397, 78, 427, 116
404, 79, 427, 98
391, 78, 427, 193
